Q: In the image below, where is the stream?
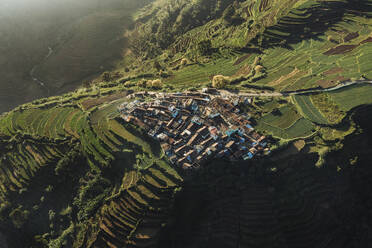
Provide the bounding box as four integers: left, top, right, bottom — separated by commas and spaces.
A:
29, 46, 53, 93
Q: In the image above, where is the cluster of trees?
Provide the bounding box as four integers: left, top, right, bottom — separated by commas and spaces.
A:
137, 79, 163, 89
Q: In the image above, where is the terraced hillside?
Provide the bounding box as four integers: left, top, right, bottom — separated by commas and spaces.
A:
0, 86, 183, 247
1, 0, 372, 247
114, 0, 372, 94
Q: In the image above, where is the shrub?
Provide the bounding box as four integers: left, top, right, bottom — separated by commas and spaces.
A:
180, 58, 188, 66
137, 79, 148, 88
151, 79, 163, 89
253, 56, 261, 66
102, 72, 111, 82
254, 65, 265, 74
153, 61, 162, 71
124, 81, 135, 88
212, 75, 230, 88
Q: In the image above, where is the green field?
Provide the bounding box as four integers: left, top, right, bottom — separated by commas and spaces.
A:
329, 84, 372, 111
256, 113, 316, 140
165, 57, 241, 89
257, 105, 302, 129
292, 95, 328, 124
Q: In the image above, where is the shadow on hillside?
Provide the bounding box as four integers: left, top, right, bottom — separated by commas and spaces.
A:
250, 0, 372, 50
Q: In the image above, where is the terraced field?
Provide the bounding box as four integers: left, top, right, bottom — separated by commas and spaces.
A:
292, 95, 328, 124
255, 104, 316, 140
165, 57, 241, 90
328, 84, 372, 111
242, 1, 372, 92
0, 89, 183, 247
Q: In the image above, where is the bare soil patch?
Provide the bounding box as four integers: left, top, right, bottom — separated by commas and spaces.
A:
81, 91, 128, 110
233, 54, 251, 66
360, 37, 372, 44
343, 32, 359, 42
316, 76, 348, 88
323, 45, 358, 55
323, 67, 343, 76
268, 68, 300, 87
234, 64, 252, 76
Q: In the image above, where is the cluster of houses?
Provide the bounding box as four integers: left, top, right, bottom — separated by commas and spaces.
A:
119, 91, 270, 170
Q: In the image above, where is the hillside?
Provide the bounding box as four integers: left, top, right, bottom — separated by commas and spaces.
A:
1, 0, 372, 247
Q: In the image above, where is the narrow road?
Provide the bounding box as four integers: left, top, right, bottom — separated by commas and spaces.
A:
220, 80, 372, 98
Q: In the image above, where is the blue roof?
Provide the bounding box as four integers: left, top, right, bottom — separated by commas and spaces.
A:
246, 124, 253, 129
225, 129, 238, 136
248, 152, 254, 159
172, 110, 179, 118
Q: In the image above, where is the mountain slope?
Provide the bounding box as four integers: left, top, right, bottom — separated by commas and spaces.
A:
0, 0, 152, 113
1, 0, 372, 247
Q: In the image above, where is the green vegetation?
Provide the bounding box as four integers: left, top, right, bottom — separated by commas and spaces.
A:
329, 84, 372, 111
2, 0, 372, 247
0, 85, 182, 247
256, 104, 316, 140
292, 95, 328, 124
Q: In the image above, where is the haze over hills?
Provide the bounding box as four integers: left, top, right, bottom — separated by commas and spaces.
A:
0, 0, 372, 247
0, 0, 151, 113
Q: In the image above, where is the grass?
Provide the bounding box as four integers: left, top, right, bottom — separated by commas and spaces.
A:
328, 84, 372, 111
165, 57, 241, 89
258, 105, 302, 129
292, 95, 328, 124
256, 116, 315, 140
109, 120, 153, 156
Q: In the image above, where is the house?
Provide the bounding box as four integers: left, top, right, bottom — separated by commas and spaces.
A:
187, 133, 200, 146
157, 133, 169, 141
182, 163, 193, 169
161, 142, 171, 153
177, 156, 188, 165
181, 129, 192, 138
191, 116, 202, 125
175, 145, 188, 156
225, 140, 235, 149
200, 137, 213, 147
173, 139, 184, 148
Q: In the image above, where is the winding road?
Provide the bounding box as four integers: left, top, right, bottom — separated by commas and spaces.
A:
219, 80, 372, 98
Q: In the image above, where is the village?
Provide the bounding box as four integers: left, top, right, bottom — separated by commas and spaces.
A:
118, 90, 270, 170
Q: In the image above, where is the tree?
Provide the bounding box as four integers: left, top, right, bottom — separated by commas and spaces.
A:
151, 79, 163, 89
102, 72, 111, 82
197, 40, 213, 56
153, 61, 162, 71
212, 75, 230, 88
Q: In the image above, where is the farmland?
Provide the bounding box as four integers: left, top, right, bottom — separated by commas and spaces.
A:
0, 86, 183, 247
292, 95, 328, 124
255, 104, 316, 140
1, 0, 372, 247
328, 84, 372, 111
